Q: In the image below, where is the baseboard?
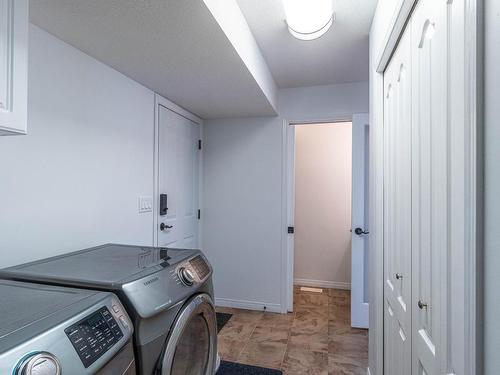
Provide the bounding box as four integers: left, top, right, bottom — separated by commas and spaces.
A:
294, 278, 351, 290
215, 297, 282, 313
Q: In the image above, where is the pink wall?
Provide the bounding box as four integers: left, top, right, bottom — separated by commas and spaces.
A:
294, 122, 352, 286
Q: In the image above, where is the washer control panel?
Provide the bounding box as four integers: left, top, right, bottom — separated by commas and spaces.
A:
64, 306, 123, 368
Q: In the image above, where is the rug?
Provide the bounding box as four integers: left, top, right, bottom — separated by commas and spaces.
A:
216, 312, 233, 333
216, 361, 283, 375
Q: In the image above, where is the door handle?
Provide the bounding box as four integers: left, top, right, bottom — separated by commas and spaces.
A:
417, 300, 428, 310
160, 223, 173, 231
353, 227, 369, 235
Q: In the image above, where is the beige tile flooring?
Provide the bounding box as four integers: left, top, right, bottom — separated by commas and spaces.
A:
216, 286, 368, 374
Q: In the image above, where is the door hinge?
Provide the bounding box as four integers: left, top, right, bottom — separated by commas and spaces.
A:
288, 226, 294, 234
198, 139, 202, 150
198, 209, 201, 220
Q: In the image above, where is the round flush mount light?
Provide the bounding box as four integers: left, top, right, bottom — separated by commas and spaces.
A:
282, 0, 334, 41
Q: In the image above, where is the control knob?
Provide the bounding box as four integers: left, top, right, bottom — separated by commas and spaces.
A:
16, 352, 61, 375
178, 267, 195, 286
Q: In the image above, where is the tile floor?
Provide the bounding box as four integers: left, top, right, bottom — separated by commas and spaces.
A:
216, 286, 368, 375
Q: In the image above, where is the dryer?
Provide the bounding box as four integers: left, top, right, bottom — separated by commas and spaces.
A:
0, 280, 134, 375
0, 244, 217, 375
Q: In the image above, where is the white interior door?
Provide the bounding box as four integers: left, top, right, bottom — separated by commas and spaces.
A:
157, 105, 200, 249
411, 0, 447, 373
383, 25, 412, 375
351, 113, 369, 328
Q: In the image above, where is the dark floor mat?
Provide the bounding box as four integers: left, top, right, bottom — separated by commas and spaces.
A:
217, 361, 283, 375
216, 312, 233, 333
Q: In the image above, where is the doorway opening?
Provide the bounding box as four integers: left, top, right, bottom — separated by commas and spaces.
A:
294, 121, 352, 292
283, 114, 369, 332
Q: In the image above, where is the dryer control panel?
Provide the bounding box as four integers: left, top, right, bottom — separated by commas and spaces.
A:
122, 250, 213, 319
189, 255, 210, 280
175, 255, 211, 287
65, 306, 123, 368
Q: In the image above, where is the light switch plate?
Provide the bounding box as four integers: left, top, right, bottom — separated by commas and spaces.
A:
138, 196, 153, 213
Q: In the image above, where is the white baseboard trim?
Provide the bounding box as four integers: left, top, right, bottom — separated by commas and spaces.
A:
294, 278, 351, 290
215, 297, 282, 313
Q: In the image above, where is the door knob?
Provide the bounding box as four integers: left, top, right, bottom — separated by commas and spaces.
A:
160, 223, 173, 231
417, 300, 428, 310
354, 227, 369, 235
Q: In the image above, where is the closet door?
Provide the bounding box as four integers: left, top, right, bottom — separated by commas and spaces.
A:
0, 0, 28, 135
411, 0, 448, 373
383, 27, 412, 375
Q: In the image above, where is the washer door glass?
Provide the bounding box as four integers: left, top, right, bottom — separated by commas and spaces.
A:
171, 313, 210, 374
162, 294, 216, 375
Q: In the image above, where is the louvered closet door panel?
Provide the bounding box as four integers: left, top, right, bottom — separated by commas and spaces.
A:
383, 26, 412, 375
411, 0, 448, 373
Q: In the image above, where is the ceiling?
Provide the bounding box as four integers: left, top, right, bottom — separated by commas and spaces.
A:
29, 0, 276, 119
236, 0, 377, 88
29, 1, 376, 118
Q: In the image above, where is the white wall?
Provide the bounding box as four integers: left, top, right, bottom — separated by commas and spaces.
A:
203, 82, 368, 312
0, 25, 155, 267
294, 123, 352, 288
368, 1, 403, 374
203, 116, 283, 311
484, 0, 499, 372
279, 82, 369, 120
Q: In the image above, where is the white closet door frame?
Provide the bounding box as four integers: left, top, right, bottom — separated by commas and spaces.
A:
371, 0, 482, 374
153, 94, 204, 248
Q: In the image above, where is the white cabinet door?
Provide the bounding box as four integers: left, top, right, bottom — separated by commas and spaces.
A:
0, 0, 28, 135
411, 0, 448, 373
383, 26, 412, 375
157, 105, 200, 249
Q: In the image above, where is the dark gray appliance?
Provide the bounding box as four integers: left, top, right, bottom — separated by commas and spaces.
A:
0, 244, 217, 375
0, 280, 134, 375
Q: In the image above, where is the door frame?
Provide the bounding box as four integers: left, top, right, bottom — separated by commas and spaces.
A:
153, 94, 204, 248
281, 114, 362, 313
351, 113, 370, 328
371, 0, 482, 373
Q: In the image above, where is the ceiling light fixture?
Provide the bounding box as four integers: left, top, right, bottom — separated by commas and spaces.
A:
282, 0, 334, 41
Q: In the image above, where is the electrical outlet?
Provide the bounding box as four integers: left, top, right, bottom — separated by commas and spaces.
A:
138, 196, 153, 213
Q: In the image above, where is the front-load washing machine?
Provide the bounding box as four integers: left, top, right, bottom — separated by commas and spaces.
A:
0, 244, 217, 375
0, 279, 134, 375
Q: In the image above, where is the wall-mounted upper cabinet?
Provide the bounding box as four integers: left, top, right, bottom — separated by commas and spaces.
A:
0, 0, 28, 136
